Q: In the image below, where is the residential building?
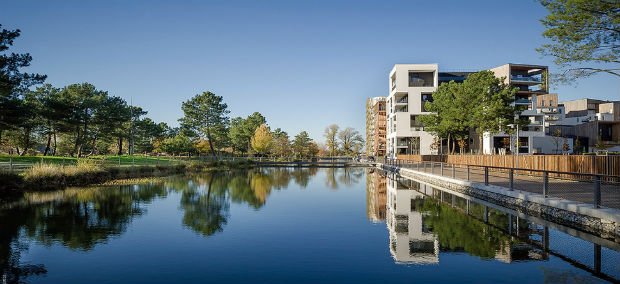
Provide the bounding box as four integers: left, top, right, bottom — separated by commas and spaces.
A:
550, 99, 620, 152
387, 64, 439, 157
484, 64, 550, 154
365, 97, 387, 157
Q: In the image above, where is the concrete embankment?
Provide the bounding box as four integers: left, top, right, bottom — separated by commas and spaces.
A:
379, 163, 620, 240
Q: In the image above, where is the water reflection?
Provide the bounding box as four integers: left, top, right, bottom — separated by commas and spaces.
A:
0, 167, 323, 283
367, 169, 620, 282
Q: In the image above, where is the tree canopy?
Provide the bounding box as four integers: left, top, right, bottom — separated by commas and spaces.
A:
180, 91, 230, 157
538, 0, 620, 81
421, 71, 518, 154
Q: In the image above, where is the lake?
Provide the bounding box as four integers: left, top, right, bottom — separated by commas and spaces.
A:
1, 167, 619, 283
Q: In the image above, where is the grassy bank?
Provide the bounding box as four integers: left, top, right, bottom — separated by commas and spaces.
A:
0, 159, 255, 192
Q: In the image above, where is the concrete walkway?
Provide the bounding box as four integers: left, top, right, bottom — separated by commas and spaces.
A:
397, 163, 620, 210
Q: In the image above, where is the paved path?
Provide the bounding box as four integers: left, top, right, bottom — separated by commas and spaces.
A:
397, 162, 620, 210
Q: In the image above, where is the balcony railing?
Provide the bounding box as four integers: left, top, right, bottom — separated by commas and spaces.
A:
540, 108, 558, 114
511, 75, 542, 82
514, 98, 532, 105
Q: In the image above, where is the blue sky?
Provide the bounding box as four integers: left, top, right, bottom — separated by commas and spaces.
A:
2, 0, 618, 142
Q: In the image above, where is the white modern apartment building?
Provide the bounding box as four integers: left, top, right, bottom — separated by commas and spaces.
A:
387, 64, 439, 157
386, 63, 576, 156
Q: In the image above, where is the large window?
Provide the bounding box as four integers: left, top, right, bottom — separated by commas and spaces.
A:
421, 93, 433, 112
408, 71, 434, 87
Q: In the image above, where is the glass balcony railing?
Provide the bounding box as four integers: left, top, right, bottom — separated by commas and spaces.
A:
514, 98, 532, 104
511, 75, 542, 82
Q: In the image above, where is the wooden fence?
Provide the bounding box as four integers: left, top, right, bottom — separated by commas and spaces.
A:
397, 154, 620, 179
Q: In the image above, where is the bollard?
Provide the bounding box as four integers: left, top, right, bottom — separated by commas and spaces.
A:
440, 163, 444, 176
509, 169, 514, 191
594, 176, 601, 208
484, 167, 489, 185
452, 164, 455, 178
542, 172, 549, 198
9, 157, 13, 172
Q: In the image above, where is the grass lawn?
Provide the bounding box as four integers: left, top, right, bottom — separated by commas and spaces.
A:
0, 154, 184, 168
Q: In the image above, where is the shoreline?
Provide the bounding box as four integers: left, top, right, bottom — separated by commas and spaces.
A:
0, 161, 256, 194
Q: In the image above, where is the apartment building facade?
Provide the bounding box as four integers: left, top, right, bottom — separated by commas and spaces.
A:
551, 99, 620, 152
365, 97, 387, 157
386, 64, 439, 157
385, 63, 578, 156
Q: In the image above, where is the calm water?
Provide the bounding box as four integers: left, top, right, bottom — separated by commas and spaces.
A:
1, 168, 619, 283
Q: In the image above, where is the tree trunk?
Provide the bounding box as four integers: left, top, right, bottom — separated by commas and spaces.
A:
20, 127, 31, 156
117, 136, 123, 155
52, 132, 57, 156
44, 124, 52, 156
73, 126, 81, 157
44, 132, 52, 156
206, 127, 217, 159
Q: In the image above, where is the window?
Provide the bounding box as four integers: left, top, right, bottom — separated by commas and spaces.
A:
408, 71, 435, 87
421, 93, 433, 112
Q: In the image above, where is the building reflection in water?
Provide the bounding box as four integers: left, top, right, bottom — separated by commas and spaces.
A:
366, 169, 547, 265
367, 169, 620, 282
366, 169, 387, 223
386, 172, 439, 264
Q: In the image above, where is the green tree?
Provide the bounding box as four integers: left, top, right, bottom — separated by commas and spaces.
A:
56, 83, 108, 157
0, 25, 46, 142
466, 71, 518, 154
228, 117, 247, 154
227, 112, 266, 155
180, 91, 230, 158
420, 81, 471, 154
251, 123, 273, 156
538, 0, 620, 81
158, 134, 195, 155
271, 128, 291, 158
292, 131, 313, 158
324, 124, 340, 156
133, 118, 168, 154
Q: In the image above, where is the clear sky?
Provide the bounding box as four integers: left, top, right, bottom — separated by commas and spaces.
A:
2, 0, 618, 142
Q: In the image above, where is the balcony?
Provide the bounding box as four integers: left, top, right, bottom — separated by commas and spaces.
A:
529, 120, 543, 126
396, 97, 408, 104
545, 115, 560, 121
540, 107, 558, 114
514, 98, 532, 105
511, 75, 542, 83
395, 106, 408, 113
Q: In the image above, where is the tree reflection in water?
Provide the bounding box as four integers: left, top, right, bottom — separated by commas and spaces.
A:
0, 168, 319, 283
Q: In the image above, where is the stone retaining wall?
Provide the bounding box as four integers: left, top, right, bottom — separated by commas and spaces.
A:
380, 164, 620, 240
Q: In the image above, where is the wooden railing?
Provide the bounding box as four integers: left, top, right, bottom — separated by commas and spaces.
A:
397, 154, 620, 178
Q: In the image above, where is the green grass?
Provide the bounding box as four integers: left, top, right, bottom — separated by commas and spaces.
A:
0, 154, 185, 168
